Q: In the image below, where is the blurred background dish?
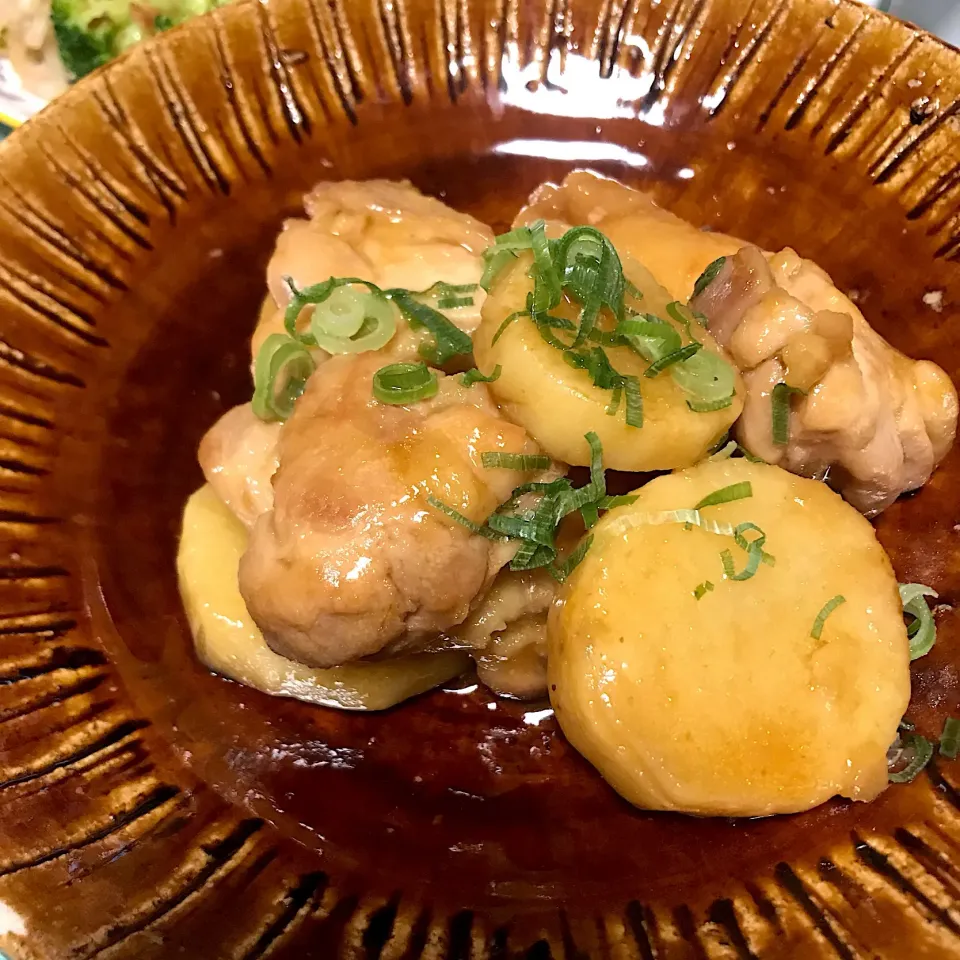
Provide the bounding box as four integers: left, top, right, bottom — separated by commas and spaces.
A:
0, 0, 226, 130
864, 0, 960, 43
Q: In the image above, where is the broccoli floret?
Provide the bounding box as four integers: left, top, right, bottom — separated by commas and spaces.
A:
51, 0, 225, 81
51, 0, 120, 80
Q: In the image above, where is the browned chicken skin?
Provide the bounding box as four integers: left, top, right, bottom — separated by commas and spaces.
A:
693, 246, 958, 515
451, 568, 557, 700
209, 179, 499, 534
198, 404, 280, 529
238, 354, 555, 668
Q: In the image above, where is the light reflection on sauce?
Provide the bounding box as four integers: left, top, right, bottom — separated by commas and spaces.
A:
494, 138, 650, 168
522, 707, 554, 727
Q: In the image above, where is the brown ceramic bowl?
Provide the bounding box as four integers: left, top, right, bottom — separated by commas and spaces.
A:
0, 0, 959, 956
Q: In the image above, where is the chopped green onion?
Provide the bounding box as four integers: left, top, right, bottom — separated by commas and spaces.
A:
487, 511, 555, 546
509, 540, 555, 571
568, 258, 605, 348
709, 440, 738, 460
731, 521, 764, 550
411, 281, 478, 297
772, 382, 806, 445
605, 381, 623, 417
693, 581, 715, 600
426, 495, 481, 532
491, 309, 530, 345
544, 315, 577, 332
480, 225, 538, 290
618, 316, 682, 362
551, 226, 626, 345
580, 503, 600, 529
437, 295, 474, 309
251, 333, 316, 422
692, 257, 726, 298
534, 314, 574, 350
386, 289, 473, 365
372, 362, 438, 405
737, 444, 765, 463
282, 276, 342, 339
810, 595, 846, 641
588, 328, 626, 346
490, 224, 535, 253
733, 521, 774, 568
564, 348, 642, 429
672, 349, 736, 404
624, 375, 643, 428
312, 284, 367, 338
606, 508, 736, 540
549, 535, 594, 583
284, 277, 398, 354
480, 452, 552, 471
940, 717, 960, 759
694, 482, 753, 510
530, 221, 562, 314
583, 347, 622, 390
426, 495, 502, 540
559, 432, 606, 514
899, 583, 938, 660
644, 343, 702, 378
429, 433, 617, 576
666, 301, 699, 340
720, 520, 770, 582
461, 365, 502, 387
720, 547, 761, 582
480, 248, 518, 290
598, 494, 639, 509
888, 732, 934, 783
488, 225, 638, 420
687, 395, 734, 413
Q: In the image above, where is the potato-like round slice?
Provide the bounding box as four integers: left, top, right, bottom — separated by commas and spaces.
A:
178, 485, 469, 710
473, 253, 744, 470
548, 459, 910, 816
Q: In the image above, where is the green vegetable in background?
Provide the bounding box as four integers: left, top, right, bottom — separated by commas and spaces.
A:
51, 0, 228, 81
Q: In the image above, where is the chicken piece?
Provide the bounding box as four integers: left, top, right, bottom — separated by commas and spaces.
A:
519, 171, 957, 513
516, 169, 740, 299
254, 180, 495, 363
198, 404, 281, 528
452, 568, 557, 699
239, 353, 557, 668
693, 246, 958, 515
209, 181, 499, 531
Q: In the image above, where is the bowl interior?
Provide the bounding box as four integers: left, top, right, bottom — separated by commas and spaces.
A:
87, 134, 960, 907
